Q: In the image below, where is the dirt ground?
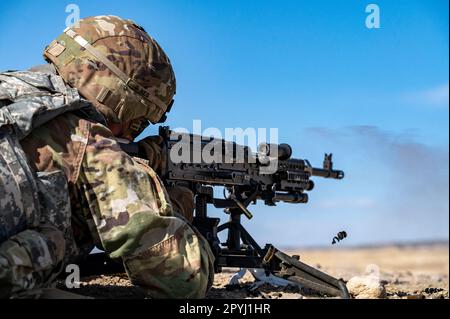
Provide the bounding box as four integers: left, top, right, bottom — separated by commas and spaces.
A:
58, 243, 449, 299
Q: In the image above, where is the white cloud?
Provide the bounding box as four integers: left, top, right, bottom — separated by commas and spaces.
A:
421, 83, 449, 105
403, 83, 449, 108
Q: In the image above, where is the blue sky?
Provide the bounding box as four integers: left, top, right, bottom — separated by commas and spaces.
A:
0, 0, 448, 247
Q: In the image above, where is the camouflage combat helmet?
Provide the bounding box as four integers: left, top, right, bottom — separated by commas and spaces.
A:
43, 15, 176, 134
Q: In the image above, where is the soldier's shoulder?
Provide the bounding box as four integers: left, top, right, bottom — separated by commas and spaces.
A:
20, 111, 97, 182
27, 64, 57, 74
19, 111, 89, 162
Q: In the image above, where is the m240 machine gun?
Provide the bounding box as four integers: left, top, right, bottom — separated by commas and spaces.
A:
82, 126, 350, 298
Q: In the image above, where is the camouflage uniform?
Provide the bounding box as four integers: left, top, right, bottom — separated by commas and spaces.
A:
0, 16, 214, 298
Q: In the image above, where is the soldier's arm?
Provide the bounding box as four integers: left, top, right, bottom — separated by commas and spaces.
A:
138, 135, 195, 223
78, 122, 214, 298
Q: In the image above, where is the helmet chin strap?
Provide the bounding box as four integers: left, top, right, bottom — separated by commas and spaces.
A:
127, 118, 150, 139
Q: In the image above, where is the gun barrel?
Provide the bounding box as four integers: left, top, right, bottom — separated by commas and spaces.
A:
310, 168, 344, 179
273, 192, 308, 203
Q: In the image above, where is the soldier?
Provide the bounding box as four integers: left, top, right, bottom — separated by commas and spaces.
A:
0, 15, 214, 298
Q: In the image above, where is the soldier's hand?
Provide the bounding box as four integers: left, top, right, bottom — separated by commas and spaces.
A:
166, 185, 195, 224
138, 135, 165, 173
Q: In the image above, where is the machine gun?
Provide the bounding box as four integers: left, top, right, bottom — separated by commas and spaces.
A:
82, 126, 350, 298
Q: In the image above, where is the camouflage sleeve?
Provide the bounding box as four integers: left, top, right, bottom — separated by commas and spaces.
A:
138, 135, 195, 223
0, 225, 65, 298
78, 123, 214, 298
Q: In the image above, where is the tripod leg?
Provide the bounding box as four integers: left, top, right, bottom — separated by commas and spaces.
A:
265, 247, 350, 298
226, 209, 242, 250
